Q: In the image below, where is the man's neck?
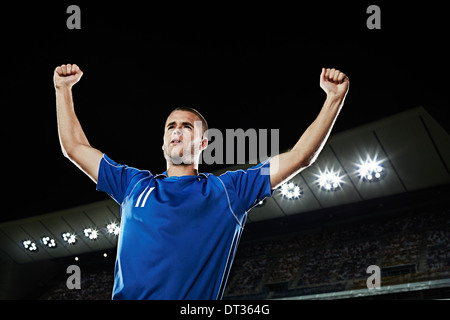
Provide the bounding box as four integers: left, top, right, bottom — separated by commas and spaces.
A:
166, 163, 199, 177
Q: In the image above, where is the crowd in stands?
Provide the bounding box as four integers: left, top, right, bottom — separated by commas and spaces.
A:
427, 228, 450, 271
224, 207, 450, 298
43, 269, 113, 300
40, 207, 449, 300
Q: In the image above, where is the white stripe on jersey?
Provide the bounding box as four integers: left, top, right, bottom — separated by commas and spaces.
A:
135, 186, 149, 207
141, 187, 155, 207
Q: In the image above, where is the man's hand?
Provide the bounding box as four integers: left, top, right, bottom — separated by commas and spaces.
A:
320, 68, 349, 99
54, 64, 83, 90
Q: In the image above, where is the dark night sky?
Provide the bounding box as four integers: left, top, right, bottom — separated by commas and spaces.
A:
1, 2, 447, 222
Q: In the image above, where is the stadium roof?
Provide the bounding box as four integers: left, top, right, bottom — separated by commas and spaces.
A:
248, 106, 449, 221
0, 106, 448, 265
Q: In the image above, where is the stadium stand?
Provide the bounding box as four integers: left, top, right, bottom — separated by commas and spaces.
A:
224, 204, 450, 299
43, 269, 113, 300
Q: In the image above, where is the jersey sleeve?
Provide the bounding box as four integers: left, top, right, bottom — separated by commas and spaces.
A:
219, 158, 273, 212
96, 154, 150, 205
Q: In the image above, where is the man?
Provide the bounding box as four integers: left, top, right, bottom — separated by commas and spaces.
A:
54, 64, 349, 299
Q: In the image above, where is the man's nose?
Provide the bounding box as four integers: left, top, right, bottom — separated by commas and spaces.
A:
172, 128, 182, 136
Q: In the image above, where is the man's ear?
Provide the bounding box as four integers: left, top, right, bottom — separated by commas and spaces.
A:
200, 137, 208, 151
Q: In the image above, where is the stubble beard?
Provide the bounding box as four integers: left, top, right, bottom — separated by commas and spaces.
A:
164, 143, 198, 166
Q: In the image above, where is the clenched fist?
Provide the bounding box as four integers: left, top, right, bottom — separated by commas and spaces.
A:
320, 68, 349, 99
54, 64, 83, 90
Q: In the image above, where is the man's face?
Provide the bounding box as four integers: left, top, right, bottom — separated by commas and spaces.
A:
162, 110, 206, 165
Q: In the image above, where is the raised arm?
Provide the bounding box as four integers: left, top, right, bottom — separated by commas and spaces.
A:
269, 68, 350, 189
54, 64, 103, 183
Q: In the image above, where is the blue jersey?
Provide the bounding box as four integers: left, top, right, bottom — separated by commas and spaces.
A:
97, 154, 272, 300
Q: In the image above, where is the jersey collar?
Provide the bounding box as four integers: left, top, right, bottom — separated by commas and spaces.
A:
154, 172, 210, 180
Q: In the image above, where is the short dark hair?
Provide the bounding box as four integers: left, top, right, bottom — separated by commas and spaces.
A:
170, 107, 208, 135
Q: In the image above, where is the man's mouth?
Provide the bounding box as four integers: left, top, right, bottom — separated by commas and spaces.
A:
170, 138, 182, 144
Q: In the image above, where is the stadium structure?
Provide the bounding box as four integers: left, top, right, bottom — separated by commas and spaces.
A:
0, 106, 449, 300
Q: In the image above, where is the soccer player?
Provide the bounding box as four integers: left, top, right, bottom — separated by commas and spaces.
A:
54, 64, 349, 299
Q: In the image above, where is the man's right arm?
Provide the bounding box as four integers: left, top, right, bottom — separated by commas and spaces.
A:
54, 64, 103, 183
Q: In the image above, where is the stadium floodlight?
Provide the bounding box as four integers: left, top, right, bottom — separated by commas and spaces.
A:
106, 222, 120, 236
317, 169, 344, 192
279, 181, 303, 200
83, 228, 99, 240
357, 157, 385, 182
22, 240, 38, 252
62, 232, 77, 244
40, 236, 57, 248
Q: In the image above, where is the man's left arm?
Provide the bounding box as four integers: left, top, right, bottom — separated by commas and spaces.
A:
269, 68, 350, 189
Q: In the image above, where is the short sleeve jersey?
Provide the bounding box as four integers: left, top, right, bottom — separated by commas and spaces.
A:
96, 154, 272, 300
